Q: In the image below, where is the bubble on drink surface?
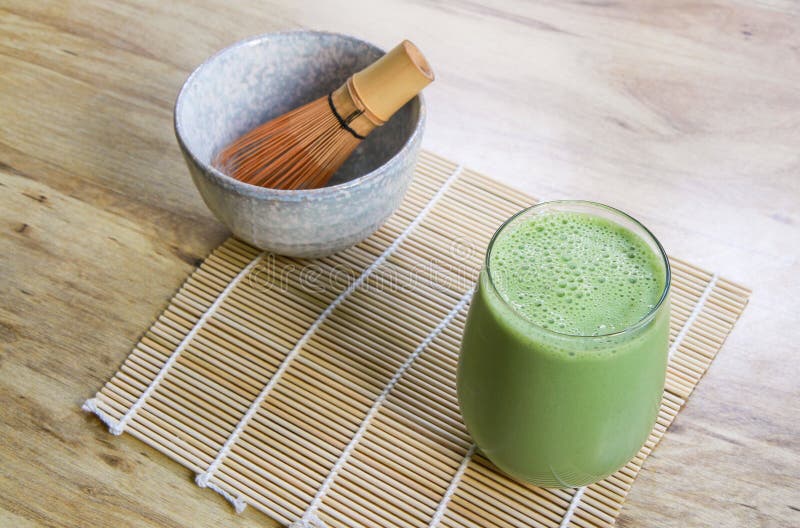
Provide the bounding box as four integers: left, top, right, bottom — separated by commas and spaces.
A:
490, 210, 665, 339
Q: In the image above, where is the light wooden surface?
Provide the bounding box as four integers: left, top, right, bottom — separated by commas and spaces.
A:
0, 1, 798, 527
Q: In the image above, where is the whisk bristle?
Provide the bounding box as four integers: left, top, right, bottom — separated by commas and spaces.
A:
213, 96, 362, 190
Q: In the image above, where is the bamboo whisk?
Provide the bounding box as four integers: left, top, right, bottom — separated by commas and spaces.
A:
213, 40, 434, 190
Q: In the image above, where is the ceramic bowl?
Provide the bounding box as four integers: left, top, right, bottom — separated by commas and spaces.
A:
174, 31, 425, 257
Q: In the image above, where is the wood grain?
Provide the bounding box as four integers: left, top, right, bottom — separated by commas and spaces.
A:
0, 1, 798, 527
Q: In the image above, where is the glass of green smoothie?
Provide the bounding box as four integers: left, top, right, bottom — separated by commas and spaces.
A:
457, 200, 670, 488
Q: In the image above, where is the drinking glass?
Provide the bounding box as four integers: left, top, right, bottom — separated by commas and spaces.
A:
457, 201, 671, 488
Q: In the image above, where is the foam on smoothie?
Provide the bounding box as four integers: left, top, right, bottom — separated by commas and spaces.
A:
489, 210, 665, 336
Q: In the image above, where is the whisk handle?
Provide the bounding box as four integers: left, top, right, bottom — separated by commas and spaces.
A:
351, 40, 434, 123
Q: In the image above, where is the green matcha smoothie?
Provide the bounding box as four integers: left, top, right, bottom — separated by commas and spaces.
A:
458, 201, 670, 488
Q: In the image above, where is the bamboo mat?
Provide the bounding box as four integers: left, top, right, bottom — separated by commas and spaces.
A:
83, 151, 750, 528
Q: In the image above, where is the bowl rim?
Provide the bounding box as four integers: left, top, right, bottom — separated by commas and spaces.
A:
174, 30, 426, 202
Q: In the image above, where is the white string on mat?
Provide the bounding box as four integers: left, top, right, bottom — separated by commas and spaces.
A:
669, 273, 718, 359
289, 515, 328, 528
559, 487, 587, 528
80, 397, 120, 431
293, 286, 476, 527
206, 481, 247, 514
428, 443, 477, 527
81, 252, 266, 436
195, 165, 464, 509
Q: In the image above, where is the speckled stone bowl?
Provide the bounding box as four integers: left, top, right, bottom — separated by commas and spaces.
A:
174, 31, 425, 257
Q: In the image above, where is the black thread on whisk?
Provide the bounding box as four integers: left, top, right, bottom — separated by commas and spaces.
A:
328, 93, 367, 140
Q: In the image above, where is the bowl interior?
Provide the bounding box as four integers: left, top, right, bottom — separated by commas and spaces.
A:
175, 32, 421, 187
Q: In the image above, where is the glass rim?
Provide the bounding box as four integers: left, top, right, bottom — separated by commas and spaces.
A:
484, 200, 671, 340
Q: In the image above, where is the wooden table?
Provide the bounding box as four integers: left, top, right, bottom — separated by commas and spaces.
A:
2, 1, 798, 526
